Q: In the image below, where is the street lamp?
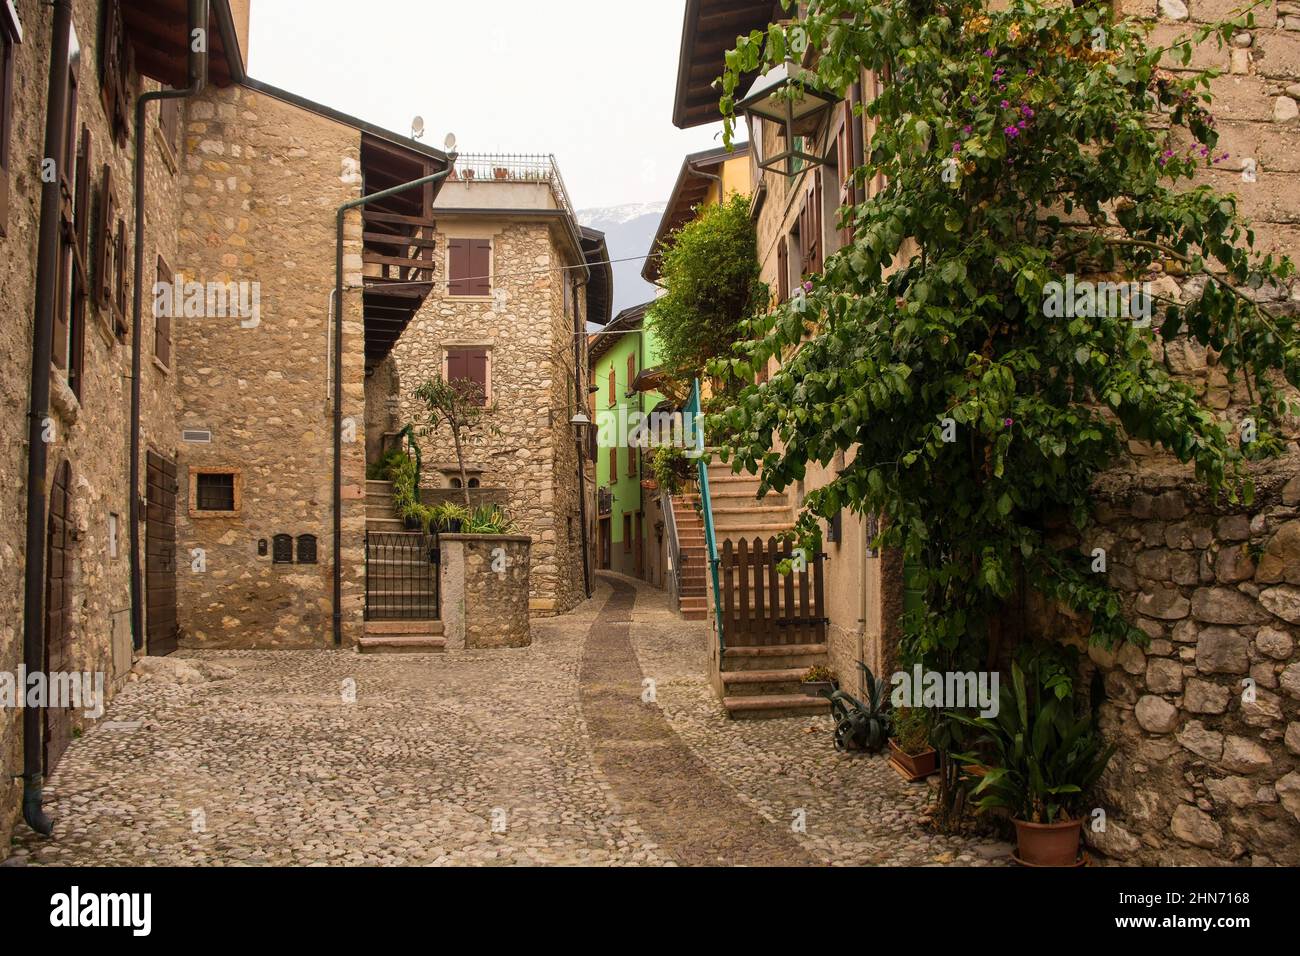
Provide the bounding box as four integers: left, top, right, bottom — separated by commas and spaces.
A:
736, 61, 838, 177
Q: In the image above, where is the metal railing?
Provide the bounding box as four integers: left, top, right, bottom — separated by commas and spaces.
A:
661, 487, 683, 612
364, 532, 440, 621
687, 379, 725, 654
451, 152, 576, 222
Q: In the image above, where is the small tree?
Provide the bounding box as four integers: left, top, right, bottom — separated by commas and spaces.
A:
413, 375, 497, 508
647, 192, 770, 388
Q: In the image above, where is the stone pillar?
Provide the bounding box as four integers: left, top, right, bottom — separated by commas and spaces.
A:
439, 534, 532, 649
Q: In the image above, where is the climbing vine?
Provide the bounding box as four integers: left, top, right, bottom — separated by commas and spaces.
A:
711, 0, 1298, 685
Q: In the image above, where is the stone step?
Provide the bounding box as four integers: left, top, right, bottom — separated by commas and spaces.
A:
364, 619, 444, 635
713, 505, 791, 518
723, 693, 830, 719
721, 642, 828, 671
358, 636, 446, 654
366, 518, 409, 532
721, 667, 813, 696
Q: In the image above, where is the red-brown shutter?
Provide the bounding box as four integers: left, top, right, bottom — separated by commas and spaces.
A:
154, 255, 171, 367
466, 348, 488, 391
95, 163, 115, 309
469, 239, 491, 296
114, 222, 128, 335
609, 447, 617, 481
626, 353, 635, 392
446, 348, 468, 383
608, 367, 616, 407
448, 239, 470, 295
68, 126, 91, 396
777, 237, 789, 304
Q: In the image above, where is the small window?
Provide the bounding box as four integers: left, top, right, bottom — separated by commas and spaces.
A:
154, 254, 171, 367
272, 534, 293, 564
108, 513, 119, 559
195, 473, 235, 511
296, 534, 317, 564
447, 238, 491, 296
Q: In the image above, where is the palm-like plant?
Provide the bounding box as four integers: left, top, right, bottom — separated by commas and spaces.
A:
949, 663, 1114, 824
826, 661, 892, 754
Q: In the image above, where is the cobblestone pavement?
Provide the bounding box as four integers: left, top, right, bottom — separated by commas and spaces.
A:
8, 575, 1008, 866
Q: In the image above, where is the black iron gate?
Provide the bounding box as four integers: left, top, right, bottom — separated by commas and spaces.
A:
365, 532, 440, 620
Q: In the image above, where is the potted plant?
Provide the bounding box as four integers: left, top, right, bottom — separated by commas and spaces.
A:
464, 504, 517, 535
825, 661, 891, 754
800, 665, 837, 698
950, 663, 1114, 867
429, 502, 469, 534
888, 706, 939, 782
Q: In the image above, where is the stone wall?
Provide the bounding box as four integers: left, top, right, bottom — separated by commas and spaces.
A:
0, 0, 192, 854
439, 534, 532, 649
172, 84, 367, 649
1076, 467, 1300, 865
389, 216, 588, 616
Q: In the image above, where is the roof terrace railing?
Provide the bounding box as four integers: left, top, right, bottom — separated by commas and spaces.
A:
451, 152, 576, 222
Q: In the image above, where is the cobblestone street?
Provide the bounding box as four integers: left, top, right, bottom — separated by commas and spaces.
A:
9, 575, 1008, 867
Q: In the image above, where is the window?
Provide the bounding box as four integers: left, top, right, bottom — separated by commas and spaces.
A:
800, 173, 824, 276
296, 534, 318, 565
836, 101, 856, 246
622, 515, 632, 553
94, 163, 126, 336
272, 534, 293, 564
195, 473, 235, 511
189, 468, 241, 516
108, 513, 119, 559
609, 447, 617, 482
608, 367, 616, 408
448, 238, 491, 296
626, 353, 636, 396
99, 0, 132, 147
0, 3, 21, 236
54, 31, 88, 399
444, 347, 488, 404
154, 255, 171, 367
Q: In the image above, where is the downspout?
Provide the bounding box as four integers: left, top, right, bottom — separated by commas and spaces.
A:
332, 156, 457, 645
573, 275, 591, 598
129, 0, 210, 652
19, 0, 73, 837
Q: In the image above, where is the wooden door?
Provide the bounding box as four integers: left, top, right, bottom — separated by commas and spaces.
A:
146, 451, 179, 655
599, 518, 611, 570
43, 460, 73, 775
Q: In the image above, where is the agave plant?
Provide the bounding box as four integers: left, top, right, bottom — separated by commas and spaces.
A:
464, 504, 517, 535
825, 661, 891, 754
949, 663, 1114, 824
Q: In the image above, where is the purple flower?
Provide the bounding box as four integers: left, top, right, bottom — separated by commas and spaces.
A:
1017, 120, 1028, 130
1021, 105, 1034, 118
1000, 99, 1010, 109
963, 125, 972, 134
1004, 125, 1019, 139
1027, 68, 1035, 76
1003, 418, 1014, 428
952, 142, 962, 152
803, 281, 813, 292
983, 48, 995, 57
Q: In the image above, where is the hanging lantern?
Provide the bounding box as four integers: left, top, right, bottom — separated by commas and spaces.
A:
736, 62, 838, 177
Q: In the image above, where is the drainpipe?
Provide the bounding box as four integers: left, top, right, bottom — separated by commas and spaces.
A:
572, 275, 591, 598
19, 0, 74, 838
332, 155, 457, 645
128, 0, 210, 652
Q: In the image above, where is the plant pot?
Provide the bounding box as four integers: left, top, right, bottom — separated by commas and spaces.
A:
887, 739, 939, 781
403, 516, 422, 530
801, 680, 834, 698
441, 519, 463, 535
1013, 817, 1083, 867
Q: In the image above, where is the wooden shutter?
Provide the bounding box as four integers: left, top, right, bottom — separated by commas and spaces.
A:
465, 348, 488, 392
154, 255, 171, 367
626, 353, 635, 393
804, 175, 823, 276
837, 102, 855, 245
159, 95, 180, 153
94, 163, 116, 309
448, 239, 470, 295
446, 348, 468, 382
776, 237, 789, 304
469, 239, 491, 296
100, 0, 131, 147
114, 221, 128, 335
608, 367, 616, 407
609, 447, 617, 481
68, 127, 91, 396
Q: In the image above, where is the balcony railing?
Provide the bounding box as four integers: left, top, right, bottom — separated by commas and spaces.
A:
451, 153, 576, 222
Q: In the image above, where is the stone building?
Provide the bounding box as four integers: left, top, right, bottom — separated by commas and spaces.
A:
380, 154, 612, 616
0, 0, 483, 853
671, 0, 1300, 859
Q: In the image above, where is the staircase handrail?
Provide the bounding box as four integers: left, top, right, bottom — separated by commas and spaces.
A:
687, 379, 725, 656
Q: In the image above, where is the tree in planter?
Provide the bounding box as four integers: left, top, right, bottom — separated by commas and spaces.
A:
712, 0, 1297, 823
413, 374, 499, 509
647, 193, 770, 392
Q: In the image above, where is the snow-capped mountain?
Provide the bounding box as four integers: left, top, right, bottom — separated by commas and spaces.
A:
579, 202, 667, 319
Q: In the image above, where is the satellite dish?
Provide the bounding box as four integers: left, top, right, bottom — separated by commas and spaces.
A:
444, 132, 458, 154
410, 115, 425, 140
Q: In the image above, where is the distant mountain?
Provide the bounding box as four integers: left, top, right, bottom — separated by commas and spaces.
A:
579, 202, 666, 322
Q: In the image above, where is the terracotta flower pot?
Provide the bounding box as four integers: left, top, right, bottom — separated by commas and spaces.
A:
1013, 817, 1083, 867
801, 680, 834, 698
887, 739, 939, 781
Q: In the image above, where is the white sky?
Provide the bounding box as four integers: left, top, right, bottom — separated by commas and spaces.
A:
246, 0, 730, 209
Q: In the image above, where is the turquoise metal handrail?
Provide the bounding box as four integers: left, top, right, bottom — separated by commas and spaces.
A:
687, 379, 725, 654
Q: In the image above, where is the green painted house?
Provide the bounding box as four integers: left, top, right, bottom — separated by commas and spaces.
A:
589, 301, 668, 582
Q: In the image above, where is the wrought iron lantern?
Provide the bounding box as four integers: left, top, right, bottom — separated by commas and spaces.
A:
736, 62, 838, 177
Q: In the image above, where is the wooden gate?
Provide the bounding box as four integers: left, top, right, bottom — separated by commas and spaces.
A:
43, 460, 74, 774
720, 537, 826, 646
146, 451, 179, 655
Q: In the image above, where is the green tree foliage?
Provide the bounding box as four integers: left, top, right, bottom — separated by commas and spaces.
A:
648, 193, 770, 387
712, 0, 1298, 681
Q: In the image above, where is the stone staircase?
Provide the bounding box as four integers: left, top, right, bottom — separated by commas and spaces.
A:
361, 479, 445, 654
670, 456, 830, 719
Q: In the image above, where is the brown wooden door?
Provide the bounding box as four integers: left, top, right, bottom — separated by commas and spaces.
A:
43, 460, 73, 775
146, 451, 179, 655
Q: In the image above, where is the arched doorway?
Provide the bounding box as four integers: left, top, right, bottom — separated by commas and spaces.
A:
44, 459, 73, 775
